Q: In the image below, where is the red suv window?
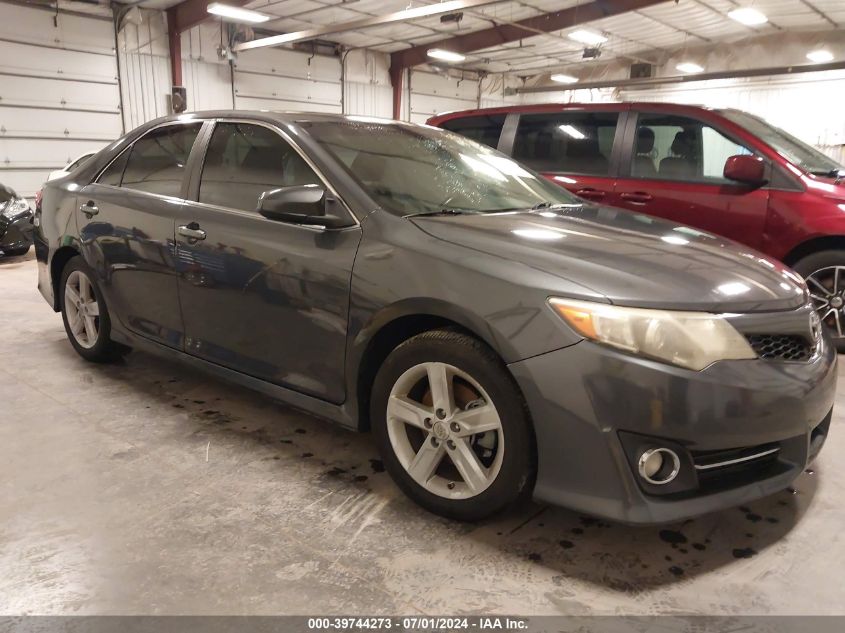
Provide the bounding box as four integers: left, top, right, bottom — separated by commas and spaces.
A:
512, 111, 619, 176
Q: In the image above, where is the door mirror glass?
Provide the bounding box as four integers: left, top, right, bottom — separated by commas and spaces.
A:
723, 154, 767, 186
258, 185, 345, 227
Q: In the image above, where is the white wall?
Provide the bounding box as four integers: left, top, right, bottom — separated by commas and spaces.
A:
0, 2, 120, 198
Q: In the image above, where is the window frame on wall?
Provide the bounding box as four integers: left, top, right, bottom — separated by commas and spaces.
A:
502, 108, 628, 178
619, 111, 766, 185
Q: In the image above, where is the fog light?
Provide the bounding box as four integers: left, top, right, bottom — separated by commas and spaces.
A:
638, 448, 681, 485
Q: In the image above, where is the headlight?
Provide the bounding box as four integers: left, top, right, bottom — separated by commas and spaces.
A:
1, 197, 30, 219
549, 297, 756, 370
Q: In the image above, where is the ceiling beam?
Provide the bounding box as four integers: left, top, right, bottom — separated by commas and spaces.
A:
389, 0, 673, 72
516, 59, 845, 93
167, 0, 251, 34
232, 0, 507, 52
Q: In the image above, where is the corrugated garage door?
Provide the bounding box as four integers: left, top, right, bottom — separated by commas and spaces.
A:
233, 47, 342, 113
0, 4, 122, 199
409, 70, 479, 125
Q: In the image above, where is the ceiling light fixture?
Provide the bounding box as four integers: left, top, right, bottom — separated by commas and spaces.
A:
728, 8, 768, 26
558, 124, 585, 139
427, 48, 466, 62
567, 30, 607, 46
676, 62, 704, 74
207, 3, 271, 23
806, 49, 834, 63
550, 74, 579, 84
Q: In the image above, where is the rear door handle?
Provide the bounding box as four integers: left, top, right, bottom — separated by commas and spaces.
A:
79, 201, 99, 218
178, 223, 207, 242
620, 192, 654, 204
575, 188, 606, 201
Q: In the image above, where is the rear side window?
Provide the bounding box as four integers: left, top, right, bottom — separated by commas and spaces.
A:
98, 149, 130, 187
116, 123, 202, 197
439, 114, 506, 149
632, 113, 754, 182
512, 112, 619, 175
198, 122, 321, 212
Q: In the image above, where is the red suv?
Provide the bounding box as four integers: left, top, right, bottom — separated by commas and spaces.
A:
429, 103, 845, 348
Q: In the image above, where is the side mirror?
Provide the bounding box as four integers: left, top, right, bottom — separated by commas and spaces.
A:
724, 154, 767, 186
257, 185, 347, 228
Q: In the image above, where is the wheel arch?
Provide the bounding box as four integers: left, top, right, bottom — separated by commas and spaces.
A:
49, 245, 82, 311
783, 236, 845, 268
351, 299, 515, 432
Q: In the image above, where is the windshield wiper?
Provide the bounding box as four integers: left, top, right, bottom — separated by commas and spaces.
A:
530, 201, 583, 210
408, 208, 474, 218
810, 168, 843, 178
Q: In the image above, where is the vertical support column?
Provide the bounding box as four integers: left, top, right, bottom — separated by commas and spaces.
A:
389, 65, 404, 121
167, 8, 182, 88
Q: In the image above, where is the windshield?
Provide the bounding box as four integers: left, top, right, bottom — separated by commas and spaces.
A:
720, 109, 844, 177
301, 119, 581, 215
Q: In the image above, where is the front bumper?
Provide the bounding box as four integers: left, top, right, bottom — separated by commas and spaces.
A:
0, 210, 34, 255
509, 332, 836, 524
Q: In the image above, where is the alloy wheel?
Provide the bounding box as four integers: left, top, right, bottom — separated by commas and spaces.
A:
64, 270, 100, 349
386, 361, 504, 499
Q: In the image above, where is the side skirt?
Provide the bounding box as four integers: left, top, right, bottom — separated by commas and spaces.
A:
110, 325, 360, 431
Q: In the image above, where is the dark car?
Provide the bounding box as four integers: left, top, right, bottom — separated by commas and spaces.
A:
0, 183, 34, 257
34, 111, 835, 524
428, 103, 845, 348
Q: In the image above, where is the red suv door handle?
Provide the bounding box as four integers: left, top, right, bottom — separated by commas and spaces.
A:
620, 192, 653, 204
575, 188, 606, 201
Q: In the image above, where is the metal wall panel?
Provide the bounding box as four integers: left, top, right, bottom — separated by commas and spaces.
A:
233, 47, 343, 113
0, 3, 120, 198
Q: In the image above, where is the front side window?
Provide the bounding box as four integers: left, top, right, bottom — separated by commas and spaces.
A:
719, 108, 844, 177
512, 111, 619, 176
118, 123, 202, 197
439, 114, 506, 149
199, 122, 321, 212
632, 114, 753, 182
302, 120, 581, 216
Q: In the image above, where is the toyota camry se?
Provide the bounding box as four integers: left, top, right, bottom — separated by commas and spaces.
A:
34, 112, 835, 524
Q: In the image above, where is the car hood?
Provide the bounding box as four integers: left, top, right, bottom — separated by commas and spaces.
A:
410, 206, 808, 313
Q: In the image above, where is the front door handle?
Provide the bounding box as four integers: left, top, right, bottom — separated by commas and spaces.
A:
620, 191, 654, 205
79, 201, 99, 218
575, 188, 606, 201
178, 223, 207, 243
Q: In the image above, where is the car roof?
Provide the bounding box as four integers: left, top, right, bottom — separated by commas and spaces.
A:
427, 102, 722, 122
144, 110, 406, 127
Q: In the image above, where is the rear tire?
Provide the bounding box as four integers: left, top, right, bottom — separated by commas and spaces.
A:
371, 329, 535, 521
59, 256, 129, 363
792, 250, 845, 353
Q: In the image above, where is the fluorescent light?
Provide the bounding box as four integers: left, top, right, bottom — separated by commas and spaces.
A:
568, 30, 607, 46
427, 48, 465, 62
728, 8, 768, 26
676, 62, 704, 74
550, 73, 578, 84
207, 3, 271, 23
807, 49, 834, 63
559, 124, 585, 139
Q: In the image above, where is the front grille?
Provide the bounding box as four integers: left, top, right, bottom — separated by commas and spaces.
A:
745, 334, 812, 361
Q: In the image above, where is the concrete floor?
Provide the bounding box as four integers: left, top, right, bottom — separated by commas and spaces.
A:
2, 251, 844, 616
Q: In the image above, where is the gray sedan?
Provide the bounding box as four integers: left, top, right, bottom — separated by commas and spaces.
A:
34, 111, 835, 523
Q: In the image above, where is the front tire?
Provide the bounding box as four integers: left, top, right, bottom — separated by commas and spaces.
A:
371, 329, 535, 521
60, 256, 129, 362
792, 250, 845, 352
